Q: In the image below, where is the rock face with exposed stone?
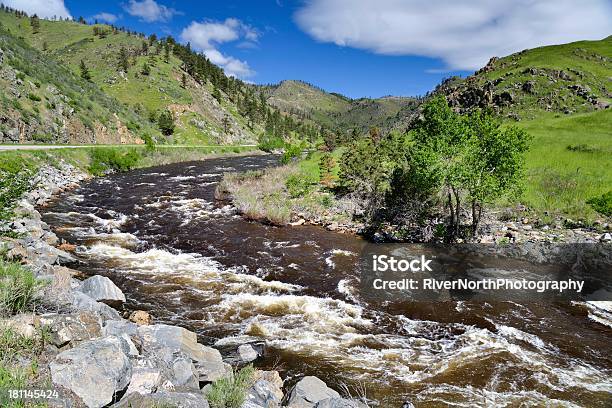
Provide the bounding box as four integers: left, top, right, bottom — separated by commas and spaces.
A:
50, 336, 133, 408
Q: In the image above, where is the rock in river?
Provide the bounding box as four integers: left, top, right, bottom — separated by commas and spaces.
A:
78, 275, 126, 305
287, 376, 340, 407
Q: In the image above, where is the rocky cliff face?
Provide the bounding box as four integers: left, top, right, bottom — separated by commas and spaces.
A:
434, 38, 612, 120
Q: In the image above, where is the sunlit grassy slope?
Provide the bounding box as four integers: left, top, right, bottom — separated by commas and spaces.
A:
516, 110, 611, 218
0, 11, 259, 145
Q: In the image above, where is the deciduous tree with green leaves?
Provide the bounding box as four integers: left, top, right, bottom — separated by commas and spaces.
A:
406, 96, 531, 240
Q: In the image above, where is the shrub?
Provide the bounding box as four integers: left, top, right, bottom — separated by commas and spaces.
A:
280, 144, 302, 164
207, 365, 255, 408
157, 109, 175, 136
88, 148, 142, 175
257, 134, 284, 152
286, 174, 315, 198
0, 164, 34, 225
27, 93, 41, 102
587, 191, 612, 217
0, 260, 39, 316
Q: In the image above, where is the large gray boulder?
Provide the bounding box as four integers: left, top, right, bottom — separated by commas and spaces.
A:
138, 324, 231, 382
78, 275, 126, 305
287, 376, 340, 408
242, 370, 284, 408
114, 391, 209, 408
124, 366, 162, 396
315, 398, 369, 408
238, 343, 259, 362
39, 311, 102, 347
70, 291, 122, 321
50, 336, 132, 408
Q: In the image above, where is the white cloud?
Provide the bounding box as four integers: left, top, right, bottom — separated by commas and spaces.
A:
294, 0, 612, 71
4, 0, 71, 19
181, 19, 258, 78
92, 12, 119, 24
124, 0, 178, 22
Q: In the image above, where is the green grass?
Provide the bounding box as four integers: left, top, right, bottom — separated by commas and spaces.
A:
0, 10, 261, 146
0, 259, 40, 316
516, 110, 612, 219
0, 326, 51, 408
206, 365, 255, 408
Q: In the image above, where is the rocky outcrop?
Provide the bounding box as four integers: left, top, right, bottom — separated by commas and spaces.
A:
287, 376, 341, 407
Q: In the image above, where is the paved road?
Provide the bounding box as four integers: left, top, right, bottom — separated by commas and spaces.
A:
0, 144, 257, 151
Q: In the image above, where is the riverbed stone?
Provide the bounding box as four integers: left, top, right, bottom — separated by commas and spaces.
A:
50, 336, 132, 408
315, 398, 369, 408
125, 366, 162, 396
0, 313, 40, 338
138, 324, 218, 361
287, 376, 341, 408
238, 343, 259, 362
78, 275, 126, 305
70, 290, 122, 321
114, 391, 210, 408
242, 370, 284, 408
129, 310, 152, 325
39, 311, 102, 347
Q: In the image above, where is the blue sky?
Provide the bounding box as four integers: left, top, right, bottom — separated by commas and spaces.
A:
9, 0, 612, 99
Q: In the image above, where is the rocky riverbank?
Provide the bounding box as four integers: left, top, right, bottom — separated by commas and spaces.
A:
0, 160, 371, 408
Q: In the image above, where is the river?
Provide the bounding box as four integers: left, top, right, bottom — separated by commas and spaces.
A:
41, 155, 612, 407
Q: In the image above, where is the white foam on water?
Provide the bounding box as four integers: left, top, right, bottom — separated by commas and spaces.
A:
584, 301, 612, 328
337, 278, 361, 304
168, 175, 197, 181
332, 249, 356, 256
80, 243, 298, 295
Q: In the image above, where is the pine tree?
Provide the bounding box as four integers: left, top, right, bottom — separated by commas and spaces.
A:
222, 116, 231, 134
157, 109, 175, 136
141, 62, 150, 76
163, 43, 170, 63
181, 72, 187, 88
30, 14, 40, 34
212, 87, 222, 103
80, 60, 92, 81
118, 46, 129, 72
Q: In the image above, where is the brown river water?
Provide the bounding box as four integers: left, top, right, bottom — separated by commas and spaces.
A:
41, 155, 611, 407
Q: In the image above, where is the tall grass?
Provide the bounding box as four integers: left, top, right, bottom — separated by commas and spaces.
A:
207, 365, 255, 408
516, 110, 612, 220
0, 259, 40, 316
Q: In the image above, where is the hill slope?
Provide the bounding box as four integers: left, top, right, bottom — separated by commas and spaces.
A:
436, 36, 612, 120
0, 9, 317, 146
0, 23, 151, 144
262, 80, 418, 133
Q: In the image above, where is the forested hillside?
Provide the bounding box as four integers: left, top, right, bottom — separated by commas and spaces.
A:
0, 6, 318, 146
261, 80, 419, 135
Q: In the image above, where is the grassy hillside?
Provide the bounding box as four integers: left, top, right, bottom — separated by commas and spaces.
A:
517, 110, 611, 219
0, 10, 271, 145
438, 36, 612, 120
0, 22, 153, 144
262, 80, 418, 133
